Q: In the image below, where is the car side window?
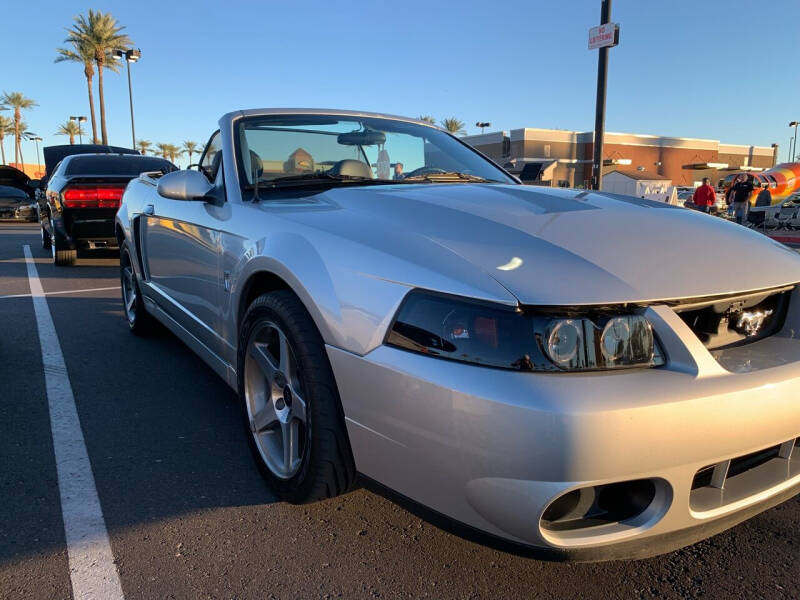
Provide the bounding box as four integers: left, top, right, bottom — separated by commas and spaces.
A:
199, 131, 222, 183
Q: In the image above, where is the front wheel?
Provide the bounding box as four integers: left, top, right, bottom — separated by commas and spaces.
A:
41, 224, 51, 249
238, 290, 356, 503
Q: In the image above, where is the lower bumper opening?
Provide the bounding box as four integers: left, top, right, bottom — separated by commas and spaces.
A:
541, 479, 657, 532
690, 437, 800, 512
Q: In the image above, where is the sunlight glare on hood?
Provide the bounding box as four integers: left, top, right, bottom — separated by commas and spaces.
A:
497, 256, 523, 271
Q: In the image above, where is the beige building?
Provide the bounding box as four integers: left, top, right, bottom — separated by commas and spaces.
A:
463, 128, 778, 188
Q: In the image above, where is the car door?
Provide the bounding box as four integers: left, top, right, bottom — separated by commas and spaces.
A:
143, 132, 227, 358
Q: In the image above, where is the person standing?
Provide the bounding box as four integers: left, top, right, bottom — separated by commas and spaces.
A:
692, 177, 716, 213
729, 173, 754, 224
756, 183, 772, 207
393, 162, 404, 180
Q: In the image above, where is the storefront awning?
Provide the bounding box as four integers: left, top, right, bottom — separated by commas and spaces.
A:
682, 162, 729, 170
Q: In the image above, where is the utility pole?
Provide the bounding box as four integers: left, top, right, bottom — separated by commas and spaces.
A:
589, 0, 618, 190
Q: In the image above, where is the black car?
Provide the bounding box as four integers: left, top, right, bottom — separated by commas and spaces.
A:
40, 153, 176, 265
0, 184, 37, 221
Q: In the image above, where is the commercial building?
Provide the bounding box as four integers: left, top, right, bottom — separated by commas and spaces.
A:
462, 128, 778, 188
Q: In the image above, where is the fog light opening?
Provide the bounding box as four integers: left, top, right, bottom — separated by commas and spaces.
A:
541, 479, 657, 532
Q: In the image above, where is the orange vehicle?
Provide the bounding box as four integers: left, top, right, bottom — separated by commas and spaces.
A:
719, 162, 800, 205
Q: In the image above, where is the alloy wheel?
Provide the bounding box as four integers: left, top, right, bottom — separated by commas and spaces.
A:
244, 321, 308, 479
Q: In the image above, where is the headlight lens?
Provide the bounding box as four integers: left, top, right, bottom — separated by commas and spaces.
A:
385, 290, 664, 372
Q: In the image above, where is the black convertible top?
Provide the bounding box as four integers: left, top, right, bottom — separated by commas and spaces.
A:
42, 144, 139, 176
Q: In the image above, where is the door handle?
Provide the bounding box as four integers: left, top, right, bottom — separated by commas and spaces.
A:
143, 204, 154, 216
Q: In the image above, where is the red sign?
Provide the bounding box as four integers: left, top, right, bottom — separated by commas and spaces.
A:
588, 23, 619, 49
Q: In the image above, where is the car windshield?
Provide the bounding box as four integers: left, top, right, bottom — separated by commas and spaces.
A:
235, 114, 515, 196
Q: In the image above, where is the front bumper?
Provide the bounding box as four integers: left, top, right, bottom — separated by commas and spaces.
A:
327, 303, 800, 560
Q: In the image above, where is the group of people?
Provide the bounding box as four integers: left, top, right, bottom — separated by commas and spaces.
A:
691, 174, 772, 225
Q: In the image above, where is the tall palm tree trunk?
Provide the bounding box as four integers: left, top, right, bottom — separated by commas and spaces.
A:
69, 133, 75, 144
85, 66, 99, 144
18, 137, 25, 171
13, 107, 20, 165
97, 61, 109, 145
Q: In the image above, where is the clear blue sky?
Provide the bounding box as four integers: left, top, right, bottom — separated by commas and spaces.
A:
2, 0, 799, 167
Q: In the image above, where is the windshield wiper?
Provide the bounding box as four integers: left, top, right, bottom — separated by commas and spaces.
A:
398, 171, 498, 183
268, 172, 371, 184
246, 172, 396, 194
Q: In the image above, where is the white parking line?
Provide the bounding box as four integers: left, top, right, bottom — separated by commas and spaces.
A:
23, 245, 125, 600
0, 285, 120, 301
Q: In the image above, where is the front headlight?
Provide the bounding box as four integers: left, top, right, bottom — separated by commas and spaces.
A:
385, 290, 664, 372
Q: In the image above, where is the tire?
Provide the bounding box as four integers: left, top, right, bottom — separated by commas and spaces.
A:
51, 230, 76, 266
120, 242, 154, 335
41, 225, 51, 250
238, 290, 356, 503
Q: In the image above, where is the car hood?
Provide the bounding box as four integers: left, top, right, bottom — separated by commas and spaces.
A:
288, 183, 800, 305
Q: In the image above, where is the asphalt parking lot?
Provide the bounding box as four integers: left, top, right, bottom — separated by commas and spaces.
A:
1, 221, 798, 600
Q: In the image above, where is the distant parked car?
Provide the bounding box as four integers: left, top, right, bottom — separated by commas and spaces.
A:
0, 184, 37, 221
748, 193, 800, 229
39, 153, 176, 265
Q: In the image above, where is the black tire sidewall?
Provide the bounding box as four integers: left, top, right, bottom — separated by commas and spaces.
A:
238, 294, 315, 500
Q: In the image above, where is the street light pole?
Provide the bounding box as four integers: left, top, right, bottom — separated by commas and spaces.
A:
115, 48, 141, 151
790, 121, 798, 162
476, 121, 491, 134
70, 115, 87, 144
591, 0, 613, 190
32, 136, 42, 177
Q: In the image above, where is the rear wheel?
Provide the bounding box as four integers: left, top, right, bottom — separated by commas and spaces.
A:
238, 290, 356, 503
120, 242, 154, 335
52, 232, 76, 266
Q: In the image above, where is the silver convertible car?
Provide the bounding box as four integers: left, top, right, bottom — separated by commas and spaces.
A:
115, 109, 800, 560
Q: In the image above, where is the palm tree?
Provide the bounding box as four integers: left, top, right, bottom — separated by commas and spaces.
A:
167, 144, 183, 166
55, 39, 103, 144
137, 139, 152, 155
418, 115, 436, 124
0, 115, 13, 165
13, 121, 36, 171
440, 117, 466, 136
65, 10, 131, 145
0, 91, 37, 165
182, 140, 200, 166
56, 120, 86, 145
156, 142, 169, 159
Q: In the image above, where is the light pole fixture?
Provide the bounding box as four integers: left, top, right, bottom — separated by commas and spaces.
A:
476, 121, 491, 134
114, 48, 141, 151
69, 115, 87, 144
790, 121, 799, 162
31, 136, 43, 176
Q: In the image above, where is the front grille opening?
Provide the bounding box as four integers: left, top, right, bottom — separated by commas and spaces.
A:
692, 465, 715, 490
690, 437, 798, 512
675, 289, 790, 351
541, 479, 656, 532
727, 445, 781, 479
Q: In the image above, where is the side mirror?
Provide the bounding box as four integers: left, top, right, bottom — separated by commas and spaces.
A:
27, 179, 41, 190
157, 170, 214, 201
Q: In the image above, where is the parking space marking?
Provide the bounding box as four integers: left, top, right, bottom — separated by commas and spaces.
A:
0, 285, 120, 300
23, 245, 125, 600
